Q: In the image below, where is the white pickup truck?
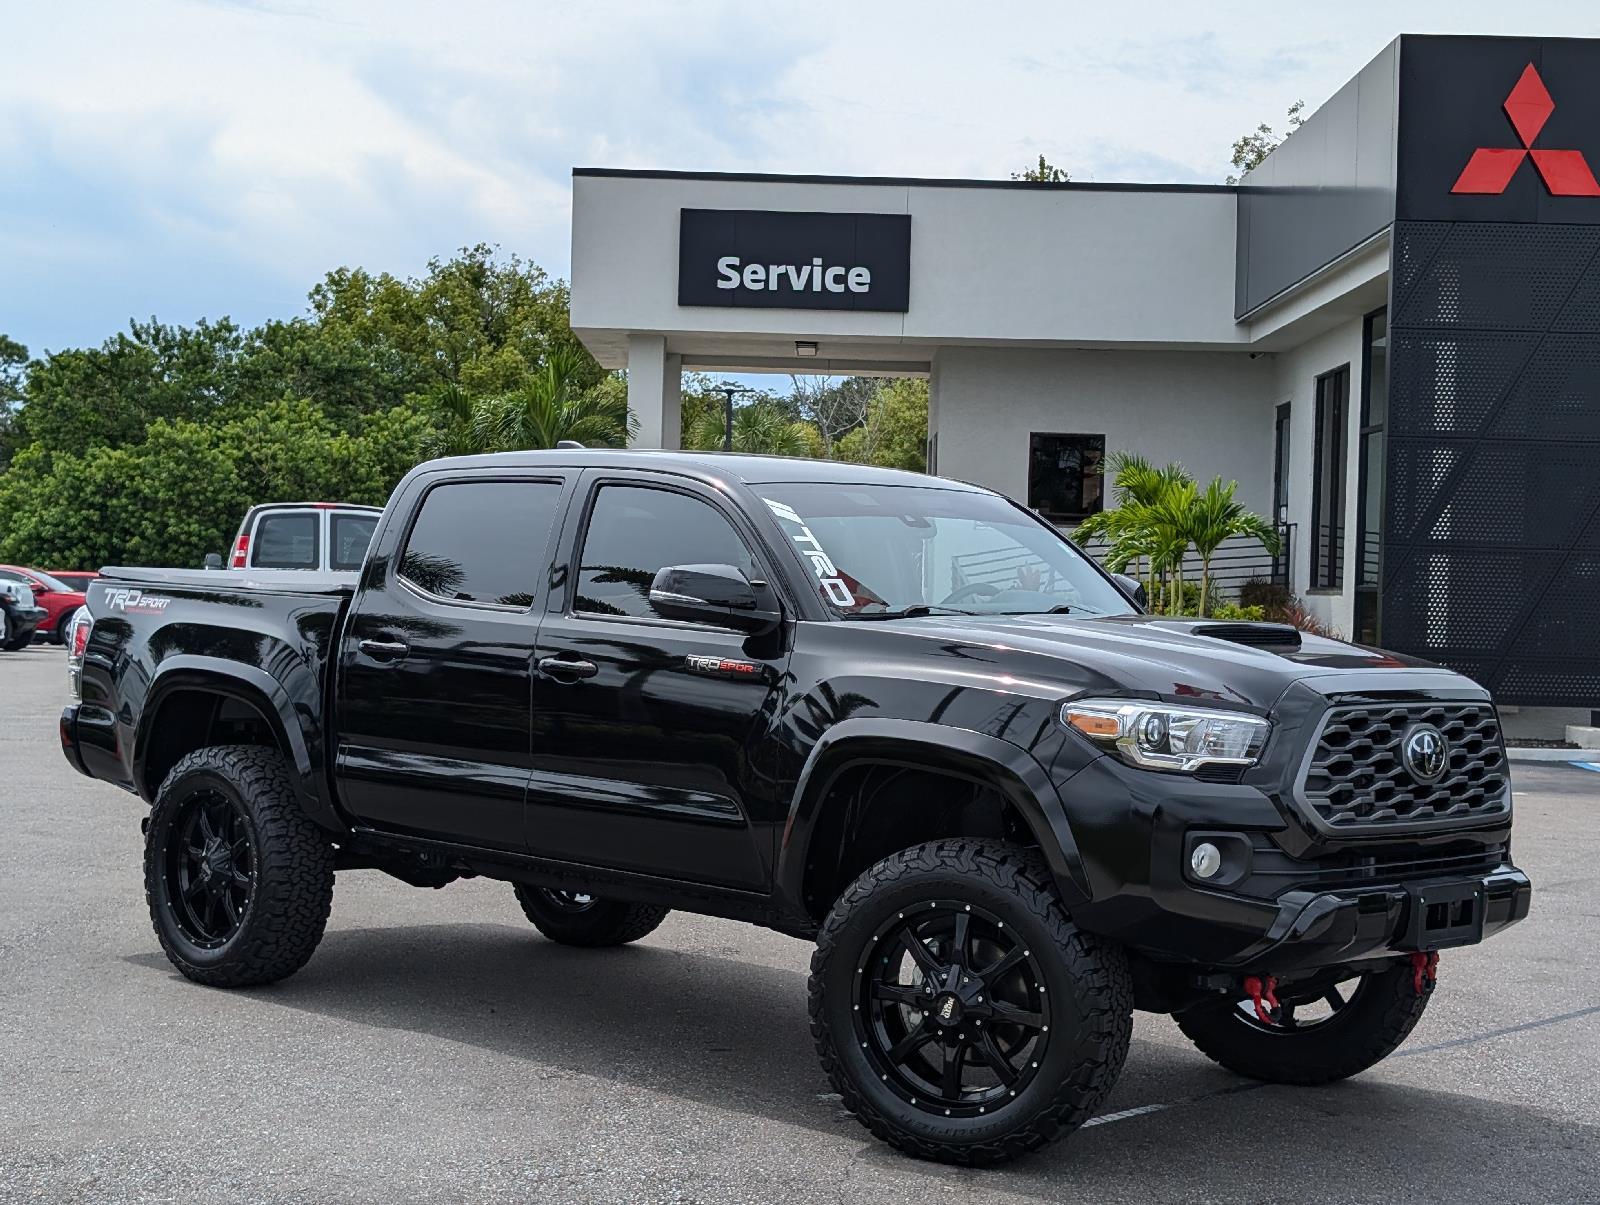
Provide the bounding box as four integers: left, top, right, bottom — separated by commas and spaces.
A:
224, 502, 380, 573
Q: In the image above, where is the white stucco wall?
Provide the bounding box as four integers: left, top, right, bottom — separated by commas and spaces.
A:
930, 347, 1278, 514
571, 172, 1247, 371
1270, 316, 1368, 638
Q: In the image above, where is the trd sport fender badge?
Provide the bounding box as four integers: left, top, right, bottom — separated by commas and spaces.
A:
686, 654, 760, 678
103, 588, 172, 615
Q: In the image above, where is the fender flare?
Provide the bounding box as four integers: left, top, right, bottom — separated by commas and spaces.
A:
134, 657, 340, 830
777, 718, 1092, 912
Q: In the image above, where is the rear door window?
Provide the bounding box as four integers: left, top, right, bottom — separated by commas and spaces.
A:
398, 480, 564, 607
252, 512, 319, 569
330, 513, 379, 571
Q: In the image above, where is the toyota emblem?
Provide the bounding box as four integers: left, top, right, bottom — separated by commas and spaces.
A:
1401, 724, 1449, 784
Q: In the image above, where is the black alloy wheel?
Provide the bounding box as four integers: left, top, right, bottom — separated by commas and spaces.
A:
144, 745, 335, 988
163, 787, 256, 948
538, 889, 597, 912
1229, 971, 1368, 1035
1175, 960, 1432, 1085
857, 900, 1050, 1117
810, 839, 1132, 1165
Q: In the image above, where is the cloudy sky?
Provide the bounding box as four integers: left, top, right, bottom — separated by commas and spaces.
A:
4, 0, 1597, 358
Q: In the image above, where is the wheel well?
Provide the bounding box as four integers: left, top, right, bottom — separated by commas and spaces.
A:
140, 688, 283, 798
800, 761, 1037, 922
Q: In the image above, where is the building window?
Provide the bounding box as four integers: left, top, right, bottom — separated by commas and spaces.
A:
1310, 366, 1349, 590
1027, 433, 1105, 523
1354, 309, 1387, 643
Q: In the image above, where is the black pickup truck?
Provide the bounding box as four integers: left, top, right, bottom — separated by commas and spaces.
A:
61, 450, 1531, 1165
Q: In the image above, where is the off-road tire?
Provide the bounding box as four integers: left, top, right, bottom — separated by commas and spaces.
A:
144, 745, 334, 987
809, 839, 1133, 1166
1174, 961, 1432, 1085
512, 883, 668, 947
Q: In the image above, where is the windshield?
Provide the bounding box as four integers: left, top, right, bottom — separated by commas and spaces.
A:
23, 569, 70, 592
759, 483, 1135, 619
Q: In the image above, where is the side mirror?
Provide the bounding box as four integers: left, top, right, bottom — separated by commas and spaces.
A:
649, 563, 782, 634
1112, 573, 1148, 609
203, 553, 223, 570
30, 583, 52, 595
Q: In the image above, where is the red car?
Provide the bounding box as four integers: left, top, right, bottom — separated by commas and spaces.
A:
47, 570, 99, 593
0, 566, 87, 644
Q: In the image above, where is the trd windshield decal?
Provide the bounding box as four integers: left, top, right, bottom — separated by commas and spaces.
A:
762, 498, 856, 608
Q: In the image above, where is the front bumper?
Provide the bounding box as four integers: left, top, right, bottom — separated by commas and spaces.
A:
1056, 750, 1531, 974
1208, 865, 1531, 973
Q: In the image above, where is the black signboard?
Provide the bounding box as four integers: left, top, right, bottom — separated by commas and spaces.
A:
677, 209, 911, 311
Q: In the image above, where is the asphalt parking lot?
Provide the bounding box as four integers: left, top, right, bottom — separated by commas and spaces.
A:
2, 645, 1598, 1204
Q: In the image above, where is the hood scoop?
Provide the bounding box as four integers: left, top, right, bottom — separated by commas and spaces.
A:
1194, 622, 1303, 653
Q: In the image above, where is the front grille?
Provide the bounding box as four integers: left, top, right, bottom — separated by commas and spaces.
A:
1299, 702, 1510, 831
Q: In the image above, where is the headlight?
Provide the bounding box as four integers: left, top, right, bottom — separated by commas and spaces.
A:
1061, 697, 1270, 773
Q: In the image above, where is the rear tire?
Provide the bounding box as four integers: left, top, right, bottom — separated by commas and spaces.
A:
809, 839, 1132, 1166
53, 606, 81, 645
512, 883, 668, 947
144, 745, 335, 988
1174, 962, 1431, 1085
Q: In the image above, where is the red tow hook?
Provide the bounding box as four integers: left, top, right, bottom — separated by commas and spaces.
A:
1243, 974, 1280, 1024
1410, 951, 1440, 994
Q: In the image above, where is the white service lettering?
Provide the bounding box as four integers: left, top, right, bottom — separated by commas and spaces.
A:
714, 258, 871, 294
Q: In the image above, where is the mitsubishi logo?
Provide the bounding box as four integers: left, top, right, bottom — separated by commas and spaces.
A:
1452, 63, 1600, 196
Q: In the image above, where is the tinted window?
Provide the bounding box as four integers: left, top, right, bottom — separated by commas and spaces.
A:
253, 512, 319, 569
1027, 433, 1105, 521
399, 480, 563, 607
576, 485, 757, 618
331, 513, 379, 571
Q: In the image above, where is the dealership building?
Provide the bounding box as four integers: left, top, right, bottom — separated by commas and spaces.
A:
569, 34, 1600, 736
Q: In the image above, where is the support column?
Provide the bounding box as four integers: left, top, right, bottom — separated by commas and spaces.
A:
626, 334, 682, 449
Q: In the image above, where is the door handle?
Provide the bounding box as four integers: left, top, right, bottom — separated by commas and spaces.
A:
358, 638, 410, 661
538, 655, 598, 681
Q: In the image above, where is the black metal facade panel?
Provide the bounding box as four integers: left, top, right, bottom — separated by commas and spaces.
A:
1383, 219, 1600, 705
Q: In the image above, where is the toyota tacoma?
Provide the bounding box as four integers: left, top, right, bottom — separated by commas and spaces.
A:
60, 450, 1532, 1165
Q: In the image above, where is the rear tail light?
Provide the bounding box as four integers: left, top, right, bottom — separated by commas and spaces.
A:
230, 533, 249, 568
67, 608, 93, 699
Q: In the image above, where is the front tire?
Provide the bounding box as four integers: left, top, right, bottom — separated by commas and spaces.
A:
809, 839, 1133, 1166
144, 745, 334, 988
512, 883, 668, 947
1174, 962, 1432, 1085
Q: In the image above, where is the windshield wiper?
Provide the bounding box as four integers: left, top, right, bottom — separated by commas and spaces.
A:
842, 605, 979, 620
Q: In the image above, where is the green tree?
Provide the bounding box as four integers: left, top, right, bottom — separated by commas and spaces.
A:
0, 335, 28, 467
1012, 153, 1071, 183
467, 349, 631, 452
685, 397, 816, 455
1227, 100, 1306, 183
835, 379, 928, 471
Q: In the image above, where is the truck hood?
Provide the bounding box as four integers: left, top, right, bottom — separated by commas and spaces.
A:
875, 613, 1457, 712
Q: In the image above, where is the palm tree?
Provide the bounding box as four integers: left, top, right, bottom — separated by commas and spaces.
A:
687, 399, 813, 456
1186, 476, 1281, 616
1075, 453, 1194, 609
423, 383, 481, 458
472, 349, 632, 451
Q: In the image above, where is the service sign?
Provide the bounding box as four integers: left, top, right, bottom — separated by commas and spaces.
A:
677, 209, 911, 312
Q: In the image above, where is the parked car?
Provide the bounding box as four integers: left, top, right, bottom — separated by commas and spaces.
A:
0, 580, 47, 650
62, 450, 1531, 1166
225, 502, 380, 573
47, 570, 99, 593
0, 566, 87, 644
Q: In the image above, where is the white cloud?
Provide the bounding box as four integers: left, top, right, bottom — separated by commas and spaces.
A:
3, 0, 1598, 353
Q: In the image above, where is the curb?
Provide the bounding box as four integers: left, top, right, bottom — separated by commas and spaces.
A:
1506, 746, 1589, 763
